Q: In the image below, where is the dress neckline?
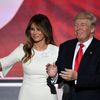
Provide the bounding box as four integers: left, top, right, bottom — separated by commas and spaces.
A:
33, 44, 51, 53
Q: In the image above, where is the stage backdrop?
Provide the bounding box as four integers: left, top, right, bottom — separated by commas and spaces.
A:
0, 0, 100, 79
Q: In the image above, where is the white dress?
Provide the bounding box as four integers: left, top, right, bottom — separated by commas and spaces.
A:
0, 44, 59, 100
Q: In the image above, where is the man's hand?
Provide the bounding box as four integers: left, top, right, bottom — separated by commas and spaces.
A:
59, 68, 77, 81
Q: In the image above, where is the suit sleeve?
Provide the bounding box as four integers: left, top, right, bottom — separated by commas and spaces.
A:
55, 44, 66, 83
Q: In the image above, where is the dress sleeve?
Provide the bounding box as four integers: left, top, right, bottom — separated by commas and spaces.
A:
0, 43, 24, 76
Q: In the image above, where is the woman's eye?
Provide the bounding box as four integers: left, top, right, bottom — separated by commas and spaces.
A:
30, 28, 35, 31
37, 28, 40, 31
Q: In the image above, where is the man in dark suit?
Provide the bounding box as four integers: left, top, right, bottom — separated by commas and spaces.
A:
47, 12, 100, 100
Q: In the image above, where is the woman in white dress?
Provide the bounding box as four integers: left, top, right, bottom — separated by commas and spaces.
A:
0, 14, 59, 100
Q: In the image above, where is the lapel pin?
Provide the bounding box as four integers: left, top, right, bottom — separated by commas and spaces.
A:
90, 51, 92, 54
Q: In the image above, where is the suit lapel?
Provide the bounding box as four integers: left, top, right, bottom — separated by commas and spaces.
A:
67, 39, 78, 69
78, 38, 97, 71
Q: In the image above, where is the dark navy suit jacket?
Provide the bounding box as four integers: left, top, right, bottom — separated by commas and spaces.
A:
56, 37, 100, 100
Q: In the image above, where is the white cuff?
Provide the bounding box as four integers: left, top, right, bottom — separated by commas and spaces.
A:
51, 74, 58, 84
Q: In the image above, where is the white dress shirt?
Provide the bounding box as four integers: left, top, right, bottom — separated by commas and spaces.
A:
72, 37, 93, 70
72, 37, 93, 83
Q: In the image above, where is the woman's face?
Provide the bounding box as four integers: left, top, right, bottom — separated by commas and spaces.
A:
30, 23, 45, 43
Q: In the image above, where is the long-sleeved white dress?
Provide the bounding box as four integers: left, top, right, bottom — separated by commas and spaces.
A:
0, 44, 59, 100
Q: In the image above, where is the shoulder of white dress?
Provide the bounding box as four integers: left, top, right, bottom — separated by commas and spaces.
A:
49, 44, 58, 48
48, 44, 59, 52
19, 43, 24, 47
15, 43, 25, 55
17, 43, 24, 50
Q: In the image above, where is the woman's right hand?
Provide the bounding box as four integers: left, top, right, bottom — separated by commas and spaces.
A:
46, 63, 57, 78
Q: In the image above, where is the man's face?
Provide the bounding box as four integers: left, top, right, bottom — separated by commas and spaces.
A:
74, 19, 94, 42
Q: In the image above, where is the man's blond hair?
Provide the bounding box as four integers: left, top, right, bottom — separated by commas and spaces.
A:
74, 12, 97, 26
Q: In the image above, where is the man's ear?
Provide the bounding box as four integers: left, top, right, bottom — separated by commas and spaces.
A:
91, 26, 95, 33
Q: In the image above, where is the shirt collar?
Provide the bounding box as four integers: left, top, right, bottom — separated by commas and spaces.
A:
77, 37, 93, 48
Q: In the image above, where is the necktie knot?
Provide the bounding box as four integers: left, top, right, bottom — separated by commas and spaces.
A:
79, 43, 84, 48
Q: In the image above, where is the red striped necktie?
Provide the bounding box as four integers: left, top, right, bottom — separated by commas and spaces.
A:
74, 43, 84, 72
